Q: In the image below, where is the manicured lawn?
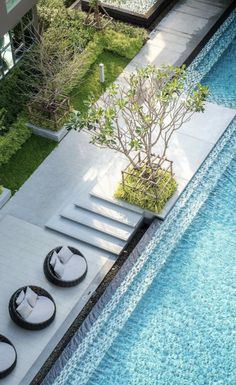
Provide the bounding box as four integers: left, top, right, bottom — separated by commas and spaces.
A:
0, 135, 57, 193
70, 50, 130, 113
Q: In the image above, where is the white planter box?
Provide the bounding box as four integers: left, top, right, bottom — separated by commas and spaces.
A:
0, 188, 11, 209
27, 123, 68, 143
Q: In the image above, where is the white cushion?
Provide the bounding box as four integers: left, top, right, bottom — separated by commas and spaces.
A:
25, 287, 38, 308
0, 342, 16, 372
16, 290, 25, 306
26, 296, 55, 324
50, 251, 58, 268
61, 254, 87, 282
16, 298, 33, 320
54, 257, 65, 278
57, 246, 73, 264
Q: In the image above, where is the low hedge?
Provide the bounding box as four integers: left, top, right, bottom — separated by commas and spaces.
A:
101, 29, 146, 59
0, 117, 31, 167
115, 167, 177, 213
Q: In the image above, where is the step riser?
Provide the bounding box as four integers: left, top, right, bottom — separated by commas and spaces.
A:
75, 202, 141, 228
61, 213, 132, 242
90, 190, 143, 215
46, 223, 123, 255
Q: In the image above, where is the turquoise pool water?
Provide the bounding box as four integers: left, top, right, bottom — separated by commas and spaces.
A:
202, 36, 236, 108
86, 154, 236, 385
187, 9, 236, 109
43, 10, 236, 385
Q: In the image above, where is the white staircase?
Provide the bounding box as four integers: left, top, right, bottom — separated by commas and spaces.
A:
46, 194, 143, 256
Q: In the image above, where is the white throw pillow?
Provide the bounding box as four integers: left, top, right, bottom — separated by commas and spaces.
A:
54, 257, 65, 278
16, 289, 25, 306
50, 251, 58, 268
16, 298, 33, 320
57, 246, 73, 264
25, 287, 38, 308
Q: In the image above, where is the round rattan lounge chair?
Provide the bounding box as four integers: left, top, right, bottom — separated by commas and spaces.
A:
9, 286, 56, 331
44, 246, 88, 288
0, 335, 17, 378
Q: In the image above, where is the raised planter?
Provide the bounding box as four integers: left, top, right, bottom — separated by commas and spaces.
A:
27, 123, 68, 143
81, 0, 173, 28
0, 188, 11, 209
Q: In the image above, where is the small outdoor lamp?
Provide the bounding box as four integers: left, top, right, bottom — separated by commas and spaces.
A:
99, 63, 105, 83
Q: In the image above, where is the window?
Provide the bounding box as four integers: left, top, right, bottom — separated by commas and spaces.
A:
5, 0, 21, 13
0, 10, 35, 79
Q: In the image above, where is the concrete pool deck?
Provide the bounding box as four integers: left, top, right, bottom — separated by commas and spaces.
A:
0, 0, 235, 384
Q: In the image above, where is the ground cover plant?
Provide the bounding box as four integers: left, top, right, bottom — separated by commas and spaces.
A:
0, 135, 57, 193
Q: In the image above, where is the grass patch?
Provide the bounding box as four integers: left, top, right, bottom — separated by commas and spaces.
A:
0, 135, 57, 193
115, 167, 177, 213
70, 50, 130, 114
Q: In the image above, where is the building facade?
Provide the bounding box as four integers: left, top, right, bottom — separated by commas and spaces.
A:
0, 0, 38, 78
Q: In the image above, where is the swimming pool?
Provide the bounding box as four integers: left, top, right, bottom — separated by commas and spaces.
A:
42, 10, 236, 385
187, 9, 236, 108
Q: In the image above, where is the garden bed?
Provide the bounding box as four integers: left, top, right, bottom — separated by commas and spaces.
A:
81, 0, 173, 27
0, 135, 57, 193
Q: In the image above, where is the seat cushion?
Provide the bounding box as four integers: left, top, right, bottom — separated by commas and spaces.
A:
26, 296, 55, 324
57, 246, 73, 264
61, 254, 87, 282
25, 287, 38, 307
16, 289, 25, 306
0, 342, 16, 372
16, 298, 33, 320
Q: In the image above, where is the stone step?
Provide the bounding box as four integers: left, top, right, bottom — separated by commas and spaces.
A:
75, 196, 142, 228
61, 205, 133, 242
46, 216, 125, 255
91, 183, 143, 215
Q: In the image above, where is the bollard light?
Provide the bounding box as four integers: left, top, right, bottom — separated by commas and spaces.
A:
99, 63, 105, 83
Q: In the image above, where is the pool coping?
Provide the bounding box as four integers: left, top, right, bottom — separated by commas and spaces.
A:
30, 2, 236, 384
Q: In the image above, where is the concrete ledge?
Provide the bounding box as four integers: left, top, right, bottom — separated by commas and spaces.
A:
27, 123, 68, 143
0, 188, 11, 209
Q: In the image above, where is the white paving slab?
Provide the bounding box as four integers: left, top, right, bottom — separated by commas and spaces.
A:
0, 215, 114, 385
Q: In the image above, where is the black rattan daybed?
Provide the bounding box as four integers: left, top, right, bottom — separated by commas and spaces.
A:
0, 335, 17, 378
9, 286, 56, 330
43, 246, 88, 288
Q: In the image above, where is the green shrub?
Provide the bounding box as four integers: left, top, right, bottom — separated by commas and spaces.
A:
0, 64, 29, 125
0, 185, 3, 195
0, 117, 31, 166
115, 167, 177, 213
100, 29, 146, 59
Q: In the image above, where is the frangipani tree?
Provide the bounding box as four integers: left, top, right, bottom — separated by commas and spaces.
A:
75, 65, 209, 172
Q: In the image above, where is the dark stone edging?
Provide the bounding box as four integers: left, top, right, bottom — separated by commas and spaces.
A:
183, 0, 236, 67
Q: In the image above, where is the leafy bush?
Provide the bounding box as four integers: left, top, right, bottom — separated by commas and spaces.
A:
0, 185, 3, 195
100, 29, 146, 59
0, 117, 31, 166
0, 64, 29, 125
115, 167, 177, 213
